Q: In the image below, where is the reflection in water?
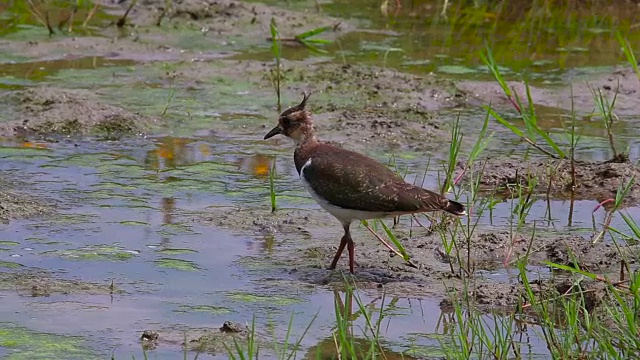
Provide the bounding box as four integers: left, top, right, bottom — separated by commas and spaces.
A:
18, 141, 48, 149
261, 233, 275, 254
0, 138, 49, 149
143, 137, 273, 180
305, 289, 421, 360
236, 153, 274, 179
303, 286, 552, 359
0, 57, 136, 81
145, 137, 197, 169
161, 197, 175, 225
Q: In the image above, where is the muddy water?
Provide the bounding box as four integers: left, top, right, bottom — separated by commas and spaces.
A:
0, 136, 563, 359
1, 0, 640, 358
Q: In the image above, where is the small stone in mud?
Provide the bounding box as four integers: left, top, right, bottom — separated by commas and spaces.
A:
141, 330, 159, 341
220, 321, 246, 333
141, 330, 159, 351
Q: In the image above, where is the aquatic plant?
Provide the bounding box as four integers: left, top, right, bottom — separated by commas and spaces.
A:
592, 176, 635, 243
8, 0, 105, 36
481, 46, 566, 159
617, 31, 640, 84
269, 18, 283, 112
590, 84, 620, 158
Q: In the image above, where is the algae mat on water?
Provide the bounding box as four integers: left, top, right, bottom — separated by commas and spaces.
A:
0, 324, 98, 359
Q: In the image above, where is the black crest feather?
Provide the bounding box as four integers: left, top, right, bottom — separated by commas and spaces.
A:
280, 92, 311, 117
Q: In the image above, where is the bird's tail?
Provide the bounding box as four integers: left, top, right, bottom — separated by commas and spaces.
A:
443, 199, 466, 216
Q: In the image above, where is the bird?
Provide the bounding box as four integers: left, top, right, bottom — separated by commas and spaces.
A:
263, 93, 466, 273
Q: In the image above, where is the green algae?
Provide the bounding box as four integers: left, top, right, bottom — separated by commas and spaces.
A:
0, 146, 53, 158
174, 304, 232, 314
50, 153, 119, 167
0, 324, 98, 360
226, 291, 301, 306
159, 222, 197, 235
0, 261, 23, 269
156, 248, 198, 255
119, 220, 150, 226
155, 258, 200, 271
42, 245, 138, 262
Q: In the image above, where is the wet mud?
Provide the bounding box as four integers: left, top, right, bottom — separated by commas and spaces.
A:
0, 176, 51, 223
0, 268, 117, 297
1, 87, 153, 138
193, 204, 636, 309
1, 0, 639, 356
470, 156, 640, 205
139, 321, 272, 356
115, 0, 350, 38
458, 67, 640, 117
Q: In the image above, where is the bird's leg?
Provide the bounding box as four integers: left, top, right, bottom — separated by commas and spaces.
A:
346, 229, 355, 274
329, 224, 353, 272
329, 224, 350, 270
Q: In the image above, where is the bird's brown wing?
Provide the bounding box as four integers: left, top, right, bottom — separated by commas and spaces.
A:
300, 145, 450, 213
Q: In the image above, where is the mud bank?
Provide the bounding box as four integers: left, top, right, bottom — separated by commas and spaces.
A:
138, 322, 249, 354
0, 176, 51, 223
459, 66, 640, 116
192, 204, 636, 308
470, 156, 640, 205
112, 0, 350, 38
0, 268, 117, 297
0, 87, 153, 138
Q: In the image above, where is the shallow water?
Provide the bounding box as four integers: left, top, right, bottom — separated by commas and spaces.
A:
1, 132, 637, 358
1, 0, 640, 358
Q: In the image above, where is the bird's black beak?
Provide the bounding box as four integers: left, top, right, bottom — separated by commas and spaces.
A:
264, 126, 282, 140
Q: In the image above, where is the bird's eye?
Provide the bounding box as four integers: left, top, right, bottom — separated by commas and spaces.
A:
282, 118, 291, 127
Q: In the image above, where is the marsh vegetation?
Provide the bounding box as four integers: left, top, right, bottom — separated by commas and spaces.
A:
0, 0, 639, 359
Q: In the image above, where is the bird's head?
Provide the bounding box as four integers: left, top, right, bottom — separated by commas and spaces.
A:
264, 92, 315, 145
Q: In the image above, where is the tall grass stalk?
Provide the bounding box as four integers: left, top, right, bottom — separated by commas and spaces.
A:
481, 46, 566, 159
592, 176, 635, 243
361, 219, 415, 268
459, 110, 492, 275
441, 115, 462, 195
616, 31, 640, 84
26, 0, 54, 36
442, 280, 519, 360
224, 316, 258, 360
272, 310, 317, 360
590, 84, 620, 158
116, 0, 137, 28
270, 18, 282, 112
332, 279, 387, 359
503, 172, 537, 264
160, 88, 175, 119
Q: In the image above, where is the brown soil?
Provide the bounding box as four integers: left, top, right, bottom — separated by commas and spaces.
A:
312, 106, 449, 153
0, 87, 154, 138
141, 321, 268, 356
192, 205, 637, 309
458, 66, 640, 116
0, 269, 118, 296
469, 156, 640, 205
112, 0, 351, 38
0, 176, 51, 223
0, 0, 637, 320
